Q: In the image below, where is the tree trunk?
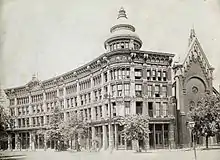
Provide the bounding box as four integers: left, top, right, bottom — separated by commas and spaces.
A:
135, 140, 140, 152
206, 136, 209, 149
70, 138, 72, 149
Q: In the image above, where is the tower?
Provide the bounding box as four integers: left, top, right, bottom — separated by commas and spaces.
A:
104, 7, 142, 52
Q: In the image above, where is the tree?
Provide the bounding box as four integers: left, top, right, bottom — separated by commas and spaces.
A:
188, 94, 220, 148
60, 112, 89, 151
0, 105, 11, 149
45, 106, 64, 151
118, 114, 150, 152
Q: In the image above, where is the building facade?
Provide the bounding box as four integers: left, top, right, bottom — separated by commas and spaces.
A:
172, 29, 220, 148
4, 8, 218, 151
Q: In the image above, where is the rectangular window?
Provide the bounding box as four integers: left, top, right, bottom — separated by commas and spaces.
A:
156, 102, 160, 117
99, 106, 102, 118
118, 69, 122, 79
94, 91, 98, 101
114, 70, 117, 80
117, 84, 123, 96
152, 70, 156, 80
135, 84, 142, 97
163, 71, 167, 81
147, 70, 151, 80
88, 93, 91, 103
148, 85, 152, 97
136, 102, 143, 115
125, 101, 130, 115
148, 102, 153, 117
98, 89, 102, 100
163, 103, 168, 117
112, 85, 117, 97
105, 104, 109, 117
162, 86, 167, 97
158, 71, 161, 81
155, 85, 160, 97
135, 69, 142, 79
104, 72, 108, 82
122, 69, 125, 79
124, 84, 130, 96
125, 68, 130, 78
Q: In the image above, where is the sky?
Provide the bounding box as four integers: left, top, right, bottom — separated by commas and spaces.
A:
1, 0, 220, 89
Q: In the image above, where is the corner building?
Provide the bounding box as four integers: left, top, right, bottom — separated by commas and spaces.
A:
5, 8, 176, 151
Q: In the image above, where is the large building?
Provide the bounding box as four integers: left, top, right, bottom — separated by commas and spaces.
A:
3, 8, 219, 151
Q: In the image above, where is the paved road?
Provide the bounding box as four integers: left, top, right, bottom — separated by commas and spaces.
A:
2, 149, 220, 160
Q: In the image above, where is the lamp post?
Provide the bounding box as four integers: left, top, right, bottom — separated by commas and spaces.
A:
187, 121, 197, 160
104, 93, 114, 153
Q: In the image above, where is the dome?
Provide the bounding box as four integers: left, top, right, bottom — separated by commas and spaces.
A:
104, 7, 142, 51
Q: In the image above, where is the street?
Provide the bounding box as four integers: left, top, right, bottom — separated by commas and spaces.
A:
3, 148, 219, 160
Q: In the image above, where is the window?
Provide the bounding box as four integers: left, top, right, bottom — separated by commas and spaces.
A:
125, 101, 130, 115
163, 71, 167, 81
104, 72, 108, 82
94, 91, 98, 101
114, 70, 117, 80
80, 95, 83, 105
117, 84, 123, 96
156, 102, 160, 117
148, 102, 153, 117
46, 115, 50, 125
158, 71, 161, 81
135, 69, 142, 79
124, 84, 130, 96
104, 86, 108, 95
99, 106, 102, 118
118, 69, 122, 79
98, 89, 102, 100
147, 70, 151, 80
155, 85, 160, 97
163, 103, 168, 117
122, 68, 125, 79
135, 84, 142, 97
95, 107, 98, 120
88, 108, 91, 120
152, 70, 156, 80
105, 104, 109, 117
125, 68, 130, 78
74, 97, 77, 107
26, 118, 29, 127
136, 102, 143, 114
162, 86, 167, 97
88, 93, 91, 103
111, 85, 117, 97
148, 85, 153, 97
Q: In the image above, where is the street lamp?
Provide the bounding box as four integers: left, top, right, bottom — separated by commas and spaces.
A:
187, 121, 197, 160
104, 93, 114, 153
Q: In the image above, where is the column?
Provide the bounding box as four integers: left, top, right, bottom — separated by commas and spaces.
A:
91, 107, 95, 121
8, 134, 12, 150
102, 125, 107, 150
153, 124, 156, 149
102, 104, 106, 119
15, 133, 18, 150
162, 124, 165, 148
108, 124, 114, 150
44, 133, 47, 150
63, 85, 67, 109
37, 135, 40, 149
130, 64, 136, 115
169, 122, 175, 149
29, 132, 32, 150
92, 126, 95, 141
114, 124, 118, 150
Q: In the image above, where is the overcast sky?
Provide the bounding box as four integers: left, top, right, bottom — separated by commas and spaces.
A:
1, 0, 220, 89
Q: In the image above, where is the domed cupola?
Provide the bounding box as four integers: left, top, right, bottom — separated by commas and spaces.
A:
104, 7, 142, 52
